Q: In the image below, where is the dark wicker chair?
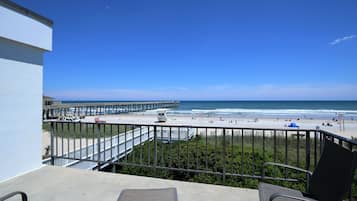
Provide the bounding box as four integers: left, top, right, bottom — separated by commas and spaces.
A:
117, 188, 178, 201
0, 191, 27, 201
259, 139, 357, 201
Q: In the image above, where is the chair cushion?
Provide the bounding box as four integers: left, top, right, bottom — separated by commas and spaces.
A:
117, 188, 178, 201
309, 140, 357, 201
259, 183, 316, 201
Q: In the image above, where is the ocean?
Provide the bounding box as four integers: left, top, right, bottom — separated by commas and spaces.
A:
172, 101, 357, 119
63, 100, 357, 120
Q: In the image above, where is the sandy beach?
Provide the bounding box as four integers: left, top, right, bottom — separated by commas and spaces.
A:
81, 112, 357, 138
42, 111, 357, 157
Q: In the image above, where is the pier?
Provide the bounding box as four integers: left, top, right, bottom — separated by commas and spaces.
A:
43, 101, 179, 120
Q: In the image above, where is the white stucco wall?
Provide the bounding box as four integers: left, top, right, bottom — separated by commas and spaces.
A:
0, 5, 52, 51
0, 3, 52, 181
0, 39, 44, 181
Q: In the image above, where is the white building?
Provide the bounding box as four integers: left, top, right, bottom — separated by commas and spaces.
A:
0, 0, 52, 181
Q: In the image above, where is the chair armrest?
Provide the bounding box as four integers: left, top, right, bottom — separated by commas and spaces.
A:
0, 191, 28, 201
263, 162, 312, 178
269, 193, 316, 201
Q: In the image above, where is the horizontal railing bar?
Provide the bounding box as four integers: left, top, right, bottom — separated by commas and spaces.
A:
44, 121, 319, 132
44, 101, 179, 109
318, 130, 357, 145
111, 161, 299, 182
46, 121, 356, 145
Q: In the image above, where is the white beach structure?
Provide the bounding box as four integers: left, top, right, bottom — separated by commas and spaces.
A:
157, 109, 168, 122
0, 0, 52, 181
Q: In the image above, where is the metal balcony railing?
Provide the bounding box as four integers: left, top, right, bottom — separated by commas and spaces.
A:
47, 121, 357, 200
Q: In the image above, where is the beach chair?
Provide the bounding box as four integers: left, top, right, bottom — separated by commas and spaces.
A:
259, 139, 357, 201
117, 188, 178, 201
0, 191, 27, 201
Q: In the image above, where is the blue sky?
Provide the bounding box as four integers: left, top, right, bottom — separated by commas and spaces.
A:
15, 0, 357, 100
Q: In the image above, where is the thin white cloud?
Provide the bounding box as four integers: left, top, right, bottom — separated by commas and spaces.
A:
329, 34, 356, 45
46, 84, 357, 100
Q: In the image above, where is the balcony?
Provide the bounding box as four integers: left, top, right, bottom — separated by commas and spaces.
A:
0, 166, 258, 201
2, 121, 356, 201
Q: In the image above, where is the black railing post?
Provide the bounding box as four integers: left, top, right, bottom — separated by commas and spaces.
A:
112, 164, 116, 173
320, 131, 324, 156
223, 128, 226, 184
305, 131, 311, 191
348, 142, 353, 201
50, 122, 55, 165
96, 124, 101, 171
154, 125, 157, 176
314, 130, 317, 168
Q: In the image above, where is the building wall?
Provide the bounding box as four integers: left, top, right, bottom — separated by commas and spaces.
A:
0, 5, 52, 51
0, 2, 52, 181
0, 38, 44, 181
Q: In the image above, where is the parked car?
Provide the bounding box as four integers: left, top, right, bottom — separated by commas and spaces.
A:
63, 116, 80, 122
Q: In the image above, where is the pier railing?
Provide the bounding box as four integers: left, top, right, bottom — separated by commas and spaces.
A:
43, 101, 179, 119
48, 121, 356, 200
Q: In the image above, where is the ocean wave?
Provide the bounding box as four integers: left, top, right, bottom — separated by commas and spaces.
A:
168, 108, 357, 116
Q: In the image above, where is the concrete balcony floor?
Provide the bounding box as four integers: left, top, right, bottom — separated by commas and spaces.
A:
0, 166, 258, 201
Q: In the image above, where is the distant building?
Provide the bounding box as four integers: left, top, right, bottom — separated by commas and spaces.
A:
0, 0, 53, 181
43, 96, 54, 106
43, 95, 61, 106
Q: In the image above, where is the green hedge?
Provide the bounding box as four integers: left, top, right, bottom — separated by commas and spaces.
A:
114, 135, 356, 199
116, 135, 314, 192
